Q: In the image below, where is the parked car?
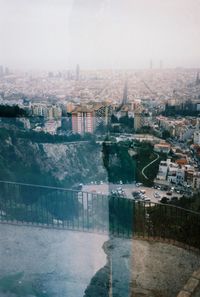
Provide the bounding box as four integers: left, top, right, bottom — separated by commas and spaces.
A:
134, 196, 141, 200
154, 192, 160, 198
159, 197, 170, 203
171, 197, 178, 202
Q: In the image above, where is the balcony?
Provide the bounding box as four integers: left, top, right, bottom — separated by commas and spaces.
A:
0, 180, 200, 297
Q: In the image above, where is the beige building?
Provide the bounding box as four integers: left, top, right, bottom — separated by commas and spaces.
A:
154, 142, 171, 154
134, 107, 144, 131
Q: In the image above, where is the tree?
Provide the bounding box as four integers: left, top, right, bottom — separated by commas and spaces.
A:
111, 114, 119, 124
162, 130, 171, 139
95, 122, 107, 134
0, 105, 27, 117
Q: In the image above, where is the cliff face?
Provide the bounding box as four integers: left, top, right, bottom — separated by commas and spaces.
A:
0, 134, 107, 187
41, 142, 107, 185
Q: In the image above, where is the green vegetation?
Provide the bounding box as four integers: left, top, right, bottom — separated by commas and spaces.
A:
135, 126, 152, 134
0, 181, 80, 225
109, 114, 134, 133
0, 127, 105, 187
95, 122, 107, 134
102, 141, 136, 183
147, 202, 200, 249
109, 196, 134, 236
109, 198, 200, 249
95, 115, 134, 135
134, 141, 165, 186
162, 130, 171, 140
0, 127, 95, 144
0, 129, 59, 186
163, 194, 200, 213
101, 140, 166, 186
0, 105, 27, 117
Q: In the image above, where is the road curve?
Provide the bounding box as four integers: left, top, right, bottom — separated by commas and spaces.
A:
141, 153, 160, 180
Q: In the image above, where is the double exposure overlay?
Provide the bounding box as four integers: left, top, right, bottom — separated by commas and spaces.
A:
0, 1, 200, 297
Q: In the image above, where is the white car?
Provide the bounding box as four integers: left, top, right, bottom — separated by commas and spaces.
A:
154, 192, 160, 198
117, 187, 123, 191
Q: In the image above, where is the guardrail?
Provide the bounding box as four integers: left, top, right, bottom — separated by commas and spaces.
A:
0, 181, 200, 250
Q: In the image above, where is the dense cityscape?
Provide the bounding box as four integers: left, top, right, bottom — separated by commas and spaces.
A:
1, 65, 200, 199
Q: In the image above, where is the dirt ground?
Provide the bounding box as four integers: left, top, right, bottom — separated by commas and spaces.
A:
0, 223, 200, 297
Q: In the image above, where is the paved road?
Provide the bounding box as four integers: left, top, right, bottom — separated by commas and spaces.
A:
141, 153, 160, 180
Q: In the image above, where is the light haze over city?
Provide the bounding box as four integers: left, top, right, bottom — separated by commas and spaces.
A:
0, 0, 200, 70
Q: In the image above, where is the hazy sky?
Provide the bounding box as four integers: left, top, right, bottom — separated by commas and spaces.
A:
0, 0, 200, 70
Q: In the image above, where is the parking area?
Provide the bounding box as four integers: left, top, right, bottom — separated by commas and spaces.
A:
82, 183, 183, 203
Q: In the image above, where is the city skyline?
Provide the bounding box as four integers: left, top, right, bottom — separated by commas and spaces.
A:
0, 0, 200, 71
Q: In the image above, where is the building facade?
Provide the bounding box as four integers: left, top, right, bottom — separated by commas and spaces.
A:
72, 108, 94, 134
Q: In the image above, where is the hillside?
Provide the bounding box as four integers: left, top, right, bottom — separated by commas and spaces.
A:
0, 128, 107, 188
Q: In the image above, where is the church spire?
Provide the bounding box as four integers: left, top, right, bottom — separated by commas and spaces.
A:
196, 72, 200, 85
122, 80, 128, 105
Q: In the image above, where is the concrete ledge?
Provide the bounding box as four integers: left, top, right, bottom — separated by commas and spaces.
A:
177, 269, 200, 297
133, 235, 200, 254
183, 277, 199, 293
192, 268, 200, 280
177, 291, 191, 297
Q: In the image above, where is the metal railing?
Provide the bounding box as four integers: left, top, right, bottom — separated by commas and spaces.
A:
0, 180, 200, 250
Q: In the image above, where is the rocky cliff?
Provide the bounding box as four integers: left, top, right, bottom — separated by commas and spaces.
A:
0, 129, 107, 187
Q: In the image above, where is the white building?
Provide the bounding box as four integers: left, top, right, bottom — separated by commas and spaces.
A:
193, 131, 200, 145
167, 166, 185, 185
156, 159, 171, 180
192, 172, 200, 191
157, 159, 185, 186
43, 120, 61, 134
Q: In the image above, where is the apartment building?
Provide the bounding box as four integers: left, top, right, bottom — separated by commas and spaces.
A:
72, 107, 94, 134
